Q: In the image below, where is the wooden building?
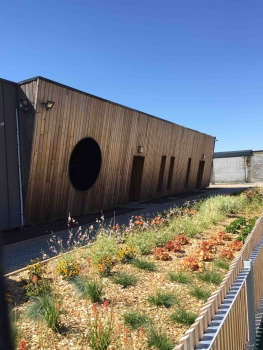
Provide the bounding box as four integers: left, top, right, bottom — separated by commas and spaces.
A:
0, 76, 215, 229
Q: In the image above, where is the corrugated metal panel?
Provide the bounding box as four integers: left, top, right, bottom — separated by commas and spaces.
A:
213, 157, 246, 183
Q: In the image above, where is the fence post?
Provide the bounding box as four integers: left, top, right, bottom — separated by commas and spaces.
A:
244, 259, 256, 350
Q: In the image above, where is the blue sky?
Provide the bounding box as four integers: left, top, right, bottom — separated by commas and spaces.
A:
1, 0, 262, 152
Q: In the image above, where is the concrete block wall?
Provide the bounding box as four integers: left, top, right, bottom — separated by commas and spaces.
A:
250, 151, 263, 182
212, 157, 246, 183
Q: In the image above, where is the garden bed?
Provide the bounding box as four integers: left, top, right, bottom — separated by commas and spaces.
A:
6, 187, 263, 350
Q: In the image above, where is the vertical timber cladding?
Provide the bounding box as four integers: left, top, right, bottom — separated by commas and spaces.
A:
19, 77, 215, 225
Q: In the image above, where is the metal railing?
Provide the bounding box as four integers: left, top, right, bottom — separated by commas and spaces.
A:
174, 215, 263, 350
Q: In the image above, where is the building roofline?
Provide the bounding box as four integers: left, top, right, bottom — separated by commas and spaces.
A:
18, 76, 215, 139
213, 150, 253, 158
0, 77, 18, 86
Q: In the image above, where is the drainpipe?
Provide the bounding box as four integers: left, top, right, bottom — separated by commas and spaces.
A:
244, 156, 248, 183
15, 109, 24, 227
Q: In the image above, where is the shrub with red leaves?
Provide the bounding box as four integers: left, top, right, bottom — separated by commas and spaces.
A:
176, 235, 189, 245
196, 249, 213, 261
183, 256, 203, 271
218, 232, 231, 241
229, 240, 243, 251
165, 240, 181, 252
201, 240, 217, 253
212, 232, 231, 245
221, 248, 234, 260
154, 248, 172, 261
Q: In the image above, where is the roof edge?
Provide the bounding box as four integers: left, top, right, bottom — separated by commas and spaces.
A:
0, 77, 18, 85
18, 76, 215, 139
213, 150, 253, 158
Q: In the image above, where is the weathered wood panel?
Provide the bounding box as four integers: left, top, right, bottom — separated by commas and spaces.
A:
19, 77, 215, 225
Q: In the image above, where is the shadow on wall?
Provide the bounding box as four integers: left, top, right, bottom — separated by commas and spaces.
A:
17, 88, 36, 207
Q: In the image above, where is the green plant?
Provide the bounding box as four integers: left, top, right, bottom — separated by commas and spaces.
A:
86, 303, 113, 350
94, 256, 114, 277
89, 235, 118, 258
168, 272, 190, 284
170, 308, 198, 326
89, 236, 118, 276
57, 256, 80, 280
117, 246, 136, 263
213, 259, 230, 270
190, 286, 210, 302
171, 215, 200, 238
225, 216, 246, 234
123, 311, 148, 330
126, 230, 157, 254
154, 228, 175, 247
147, 325, 174, 350
24, 258, 51, 298
112, 272, 138, 288
237, 216, 259, 242
131, 259, 156, 271
72, 276, 103, 302
196, 270, 222, 285
27, 258, 47, 279
25, 293, 62, 332
24, 277, 51, 298
244, 187, 263, 203
198, 194, 246, 217
9, 310, 20, 348
148, 292, 178, 308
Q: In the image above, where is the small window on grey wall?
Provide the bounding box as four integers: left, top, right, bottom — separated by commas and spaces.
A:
157, 156, 166, 191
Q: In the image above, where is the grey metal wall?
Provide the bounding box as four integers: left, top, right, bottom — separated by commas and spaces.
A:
212, 157, 246, 183
0, 79, 21, 230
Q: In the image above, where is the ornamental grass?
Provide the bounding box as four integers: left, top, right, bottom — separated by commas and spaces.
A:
6, 188, 263, 349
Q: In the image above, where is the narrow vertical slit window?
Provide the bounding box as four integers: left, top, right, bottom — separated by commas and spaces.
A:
157, 156, 166, 191
196, 160, 205, 189
184, 158, 192, 188
166, 157, 175, 189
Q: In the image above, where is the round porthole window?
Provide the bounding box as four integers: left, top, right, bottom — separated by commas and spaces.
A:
69, 137, 102, 191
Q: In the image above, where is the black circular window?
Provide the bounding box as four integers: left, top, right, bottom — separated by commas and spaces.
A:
69, 138, 102, 191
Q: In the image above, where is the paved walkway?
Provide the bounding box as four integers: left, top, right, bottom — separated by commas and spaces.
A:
1, 184, 255, 275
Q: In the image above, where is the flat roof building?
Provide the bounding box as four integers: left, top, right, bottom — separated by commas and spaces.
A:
0, 76, 215, 230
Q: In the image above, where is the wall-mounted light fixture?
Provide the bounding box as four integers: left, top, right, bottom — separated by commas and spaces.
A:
138, 146, 144, 153
42, 101, 55, 110
202, 154, 206, 159
20, 98, 31, 112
